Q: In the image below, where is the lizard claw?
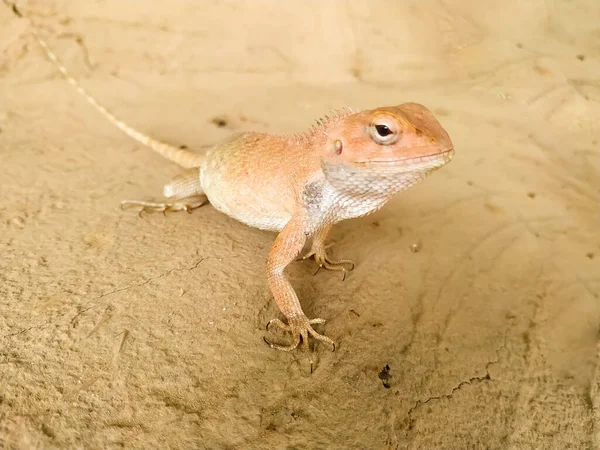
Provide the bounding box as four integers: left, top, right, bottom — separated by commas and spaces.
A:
300, 249, 355, 281
264, 315, 336, 352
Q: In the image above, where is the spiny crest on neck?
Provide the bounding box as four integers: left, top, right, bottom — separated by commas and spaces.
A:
288, 106, 360, 144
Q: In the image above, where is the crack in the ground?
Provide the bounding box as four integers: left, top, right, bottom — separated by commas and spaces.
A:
7, 1, 94, 71
3, 320, 53, 339
57, 32, 94, 69
5, 0, 21, 18
405, 332, 507, 431
67, 256, 211, 326
398, 290, 425, 356
3, 256, 212, 339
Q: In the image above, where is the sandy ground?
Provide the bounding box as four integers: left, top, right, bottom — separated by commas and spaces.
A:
1, 0, 599, 449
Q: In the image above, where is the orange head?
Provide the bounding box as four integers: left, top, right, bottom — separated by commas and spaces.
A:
320, 103, 454, 195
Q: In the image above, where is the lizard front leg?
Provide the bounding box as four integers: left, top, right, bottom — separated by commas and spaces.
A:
264, 216, 336, 352
300, 224, 355, 280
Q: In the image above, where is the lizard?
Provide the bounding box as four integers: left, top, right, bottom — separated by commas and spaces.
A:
19, 8, 455, 352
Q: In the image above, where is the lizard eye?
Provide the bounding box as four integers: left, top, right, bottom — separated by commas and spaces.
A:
369, 120, 399, 145
375, 125, 392, 137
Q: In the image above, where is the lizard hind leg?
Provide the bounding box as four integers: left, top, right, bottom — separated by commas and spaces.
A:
121, 168, 208, 215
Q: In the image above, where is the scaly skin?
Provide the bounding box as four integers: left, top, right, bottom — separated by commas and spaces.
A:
200, 107, 454, 351
28, 16, 455, 353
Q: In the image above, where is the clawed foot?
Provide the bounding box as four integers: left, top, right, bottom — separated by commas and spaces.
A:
299, 245, 355, 281
121, 195, 206, 217
264, 315, 336, 352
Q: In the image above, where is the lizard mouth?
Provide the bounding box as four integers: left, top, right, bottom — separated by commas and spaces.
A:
353, 148, 454, 166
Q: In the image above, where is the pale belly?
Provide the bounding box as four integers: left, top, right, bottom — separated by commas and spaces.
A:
199, 133, 299, 232
201, 170, 293, 232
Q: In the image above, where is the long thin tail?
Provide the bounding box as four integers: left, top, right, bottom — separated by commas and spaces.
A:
27, 23, 203, 168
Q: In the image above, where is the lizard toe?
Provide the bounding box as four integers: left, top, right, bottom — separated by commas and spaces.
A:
312, 254, 355, 280
264, 315, 335, 352
120, 196, 207, 216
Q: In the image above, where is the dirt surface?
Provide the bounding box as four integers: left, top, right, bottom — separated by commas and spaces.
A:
1, 1, 599, 449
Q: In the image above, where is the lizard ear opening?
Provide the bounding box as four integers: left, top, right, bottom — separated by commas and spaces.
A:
333, 139, 343, 155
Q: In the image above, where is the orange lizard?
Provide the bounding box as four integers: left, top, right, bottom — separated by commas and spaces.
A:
29, 23, 454, 353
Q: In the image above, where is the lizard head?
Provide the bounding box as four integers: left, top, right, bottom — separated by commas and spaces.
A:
321, 103, 454, 195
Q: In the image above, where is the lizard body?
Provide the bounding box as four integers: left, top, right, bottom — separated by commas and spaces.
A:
28, 20, 454, 352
